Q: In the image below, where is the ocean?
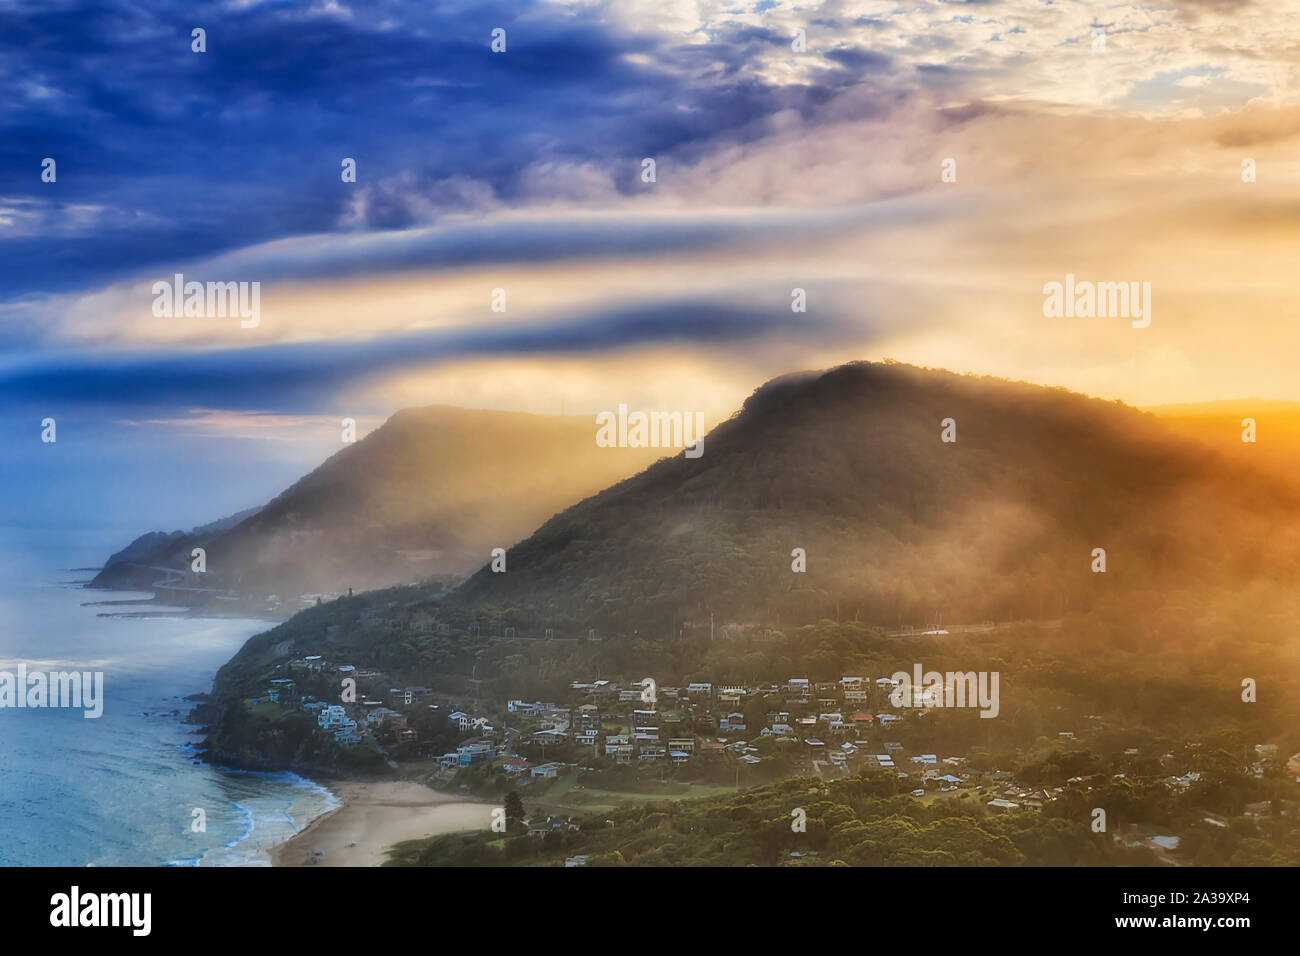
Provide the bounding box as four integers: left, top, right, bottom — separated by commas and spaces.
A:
0, 527, 337, 866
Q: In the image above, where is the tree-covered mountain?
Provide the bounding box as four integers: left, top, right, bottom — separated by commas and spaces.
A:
444, 361, 1300, 637
89, 406, 658, 606
206, 360, 1300, 694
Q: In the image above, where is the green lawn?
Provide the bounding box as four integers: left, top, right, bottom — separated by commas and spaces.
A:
245, 701, 289, 721
532, 780, 739, 815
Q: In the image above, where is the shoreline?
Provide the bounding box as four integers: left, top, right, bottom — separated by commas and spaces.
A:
269, 779, 495, 866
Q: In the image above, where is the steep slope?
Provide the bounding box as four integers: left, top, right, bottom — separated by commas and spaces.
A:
445, 361, 1300, 633
90, 406, 658, 605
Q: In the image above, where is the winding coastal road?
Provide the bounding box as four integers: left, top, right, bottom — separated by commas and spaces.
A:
123, 563, 226, 594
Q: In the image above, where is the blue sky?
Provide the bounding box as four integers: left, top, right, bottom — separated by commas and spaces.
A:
0, 0, 852, 300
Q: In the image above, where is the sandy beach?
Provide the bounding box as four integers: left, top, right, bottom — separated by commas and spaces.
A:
270, 780, 494, 867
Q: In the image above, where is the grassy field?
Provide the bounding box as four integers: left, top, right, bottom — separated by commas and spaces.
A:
246, 700, 291, 721
526, 769, 739, 815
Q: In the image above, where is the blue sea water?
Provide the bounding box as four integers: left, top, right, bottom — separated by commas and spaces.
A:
0, 527, 337, 866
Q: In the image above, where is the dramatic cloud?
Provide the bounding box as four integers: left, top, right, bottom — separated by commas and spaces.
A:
6, 0, 1300, 530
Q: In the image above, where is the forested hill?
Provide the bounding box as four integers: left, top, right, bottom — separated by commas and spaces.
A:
445, 361, 1300, 635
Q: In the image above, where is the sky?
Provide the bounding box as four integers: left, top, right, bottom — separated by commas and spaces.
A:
3, 0, 1300, 535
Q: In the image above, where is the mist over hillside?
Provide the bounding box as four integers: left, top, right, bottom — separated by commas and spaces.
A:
1147, 400, 1300, 488
445, 361, 1300, 634
90, 406, 659, 607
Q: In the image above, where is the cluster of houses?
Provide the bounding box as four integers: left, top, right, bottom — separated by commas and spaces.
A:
254, 656, 440, 750
480, 676, 918, 772
414, 676, 961, 783
316, 704, 363, 745
255, 666, 966, 777
253, 656, 1297, 824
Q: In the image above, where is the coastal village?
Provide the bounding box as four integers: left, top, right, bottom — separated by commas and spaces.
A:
248, 654, 1300, 860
